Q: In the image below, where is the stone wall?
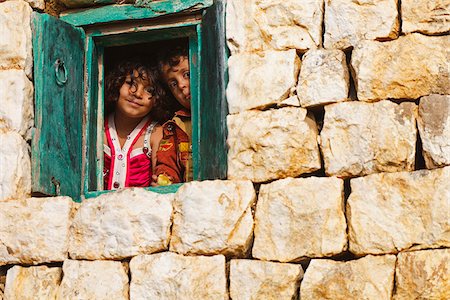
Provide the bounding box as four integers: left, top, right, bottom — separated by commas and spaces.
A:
1, 0, 449, 299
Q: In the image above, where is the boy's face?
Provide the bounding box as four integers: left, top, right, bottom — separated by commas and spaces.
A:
162, 56, 191, 110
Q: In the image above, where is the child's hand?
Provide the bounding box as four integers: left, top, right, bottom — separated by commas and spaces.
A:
150, 174, 159, 186
157, 174, 173, 186
150, 174, 173, 186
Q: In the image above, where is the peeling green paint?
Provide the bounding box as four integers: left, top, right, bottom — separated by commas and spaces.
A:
60, 1, 213, 27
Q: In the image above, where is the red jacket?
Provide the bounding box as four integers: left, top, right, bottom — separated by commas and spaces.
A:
154, 110, 192, 183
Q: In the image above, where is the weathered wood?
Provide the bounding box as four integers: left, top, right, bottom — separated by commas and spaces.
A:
198, 0, 228, 180
83, 184, 182, 199
84, 36, 102, 193
60, 1, 212, 27
59, 0, 131, 9
31, 12, 85, 200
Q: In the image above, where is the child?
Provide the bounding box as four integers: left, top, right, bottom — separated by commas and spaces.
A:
153, 45, 192, 185
103, 58, 170, 190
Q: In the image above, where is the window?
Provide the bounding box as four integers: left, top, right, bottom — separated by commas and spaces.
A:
31, 1, 228, 201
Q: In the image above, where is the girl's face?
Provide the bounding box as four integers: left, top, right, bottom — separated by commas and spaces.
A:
116, 70, 155, 120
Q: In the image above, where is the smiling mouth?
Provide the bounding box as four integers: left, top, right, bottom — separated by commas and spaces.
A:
128, 99, 143, 106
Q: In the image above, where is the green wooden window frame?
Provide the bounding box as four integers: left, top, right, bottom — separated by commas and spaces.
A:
31, 0, 228, 202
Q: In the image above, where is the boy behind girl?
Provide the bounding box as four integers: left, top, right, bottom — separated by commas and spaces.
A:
153, 45, 192, 185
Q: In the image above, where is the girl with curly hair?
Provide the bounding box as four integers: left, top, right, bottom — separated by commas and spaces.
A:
103, 57, 171, 190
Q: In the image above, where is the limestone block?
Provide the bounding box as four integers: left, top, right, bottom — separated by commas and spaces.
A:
278, 95, 300, 107
347, 167, 450, 255
170, 180, 255, 257
418, 94, 450, 168
0, 196, 72, 266
324, 0, 399, 50
57, 260, 128, 300
351, 34, 449, 102
297, 49, 349, 107
24, 0, 45, 10
130, 252, 227, 300
253, 177, 346, 262
229, 259, 303, 300
402, 0, 450, 35
320, 101, 417, 178
394, 249, 450, 300
301, 255, 396, 300
227, 50, 300, 113
4, 265, 61, 300
0, 70, 33, 139
228, 107, 321, 182
0, 131, 31, 201
226, 0, 323, 54
69, 188, 173, 260
0, 0, 32, 77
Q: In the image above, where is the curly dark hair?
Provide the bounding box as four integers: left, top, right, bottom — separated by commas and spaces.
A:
104, 57, 173, 123
157, 44, 188, 72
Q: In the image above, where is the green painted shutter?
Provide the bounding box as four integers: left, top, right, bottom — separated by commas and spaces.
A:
31, 13, 85, 200
198, 0, 228, 180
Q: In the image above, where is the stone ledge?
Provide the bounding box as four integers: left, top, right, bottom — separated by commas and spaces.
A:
170, 180, 255, 257
69, 188, 174, 260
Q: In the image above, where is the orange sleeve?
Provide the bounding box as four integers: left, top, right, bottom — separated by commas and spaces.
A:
154, 121, 189, 183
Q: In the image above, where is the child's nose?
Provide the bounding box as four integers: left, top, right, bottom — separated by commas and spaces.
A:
134, 84, 144, 98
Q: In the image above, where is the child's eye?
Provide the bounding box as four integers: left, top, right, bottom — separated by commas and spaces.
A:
183, 72, 190, 79
145, 87, 154, 95
169, 81, 177, 88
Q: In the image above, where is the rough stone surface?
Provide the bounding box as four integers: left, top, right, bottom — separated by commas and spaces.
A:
0, 70, 33, 139
402, 0, 450, 35
320, 101, 417, 178
227, 50, 300, 113
324, 0, 399, 49
417, 94, 450, 169
253, 177, 346, 262
226, 0, 323, 54
130, 252, 227, 300
228, 107, 321, 182
0, 0, 33, 78
4, 265, 61, 300
229, 259, 303, 300
24, 0, 45, 10
0, 130, 31, 201
394, 249, 450, 300
170, 180, 256, 257
351, 34, 449, 102
69, 188, 173, 260
0, 197, 72, 266
301, 255, 396, 300
297, 49, 349, 107
57, 260, 128, 300
347, 167, 450, 255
